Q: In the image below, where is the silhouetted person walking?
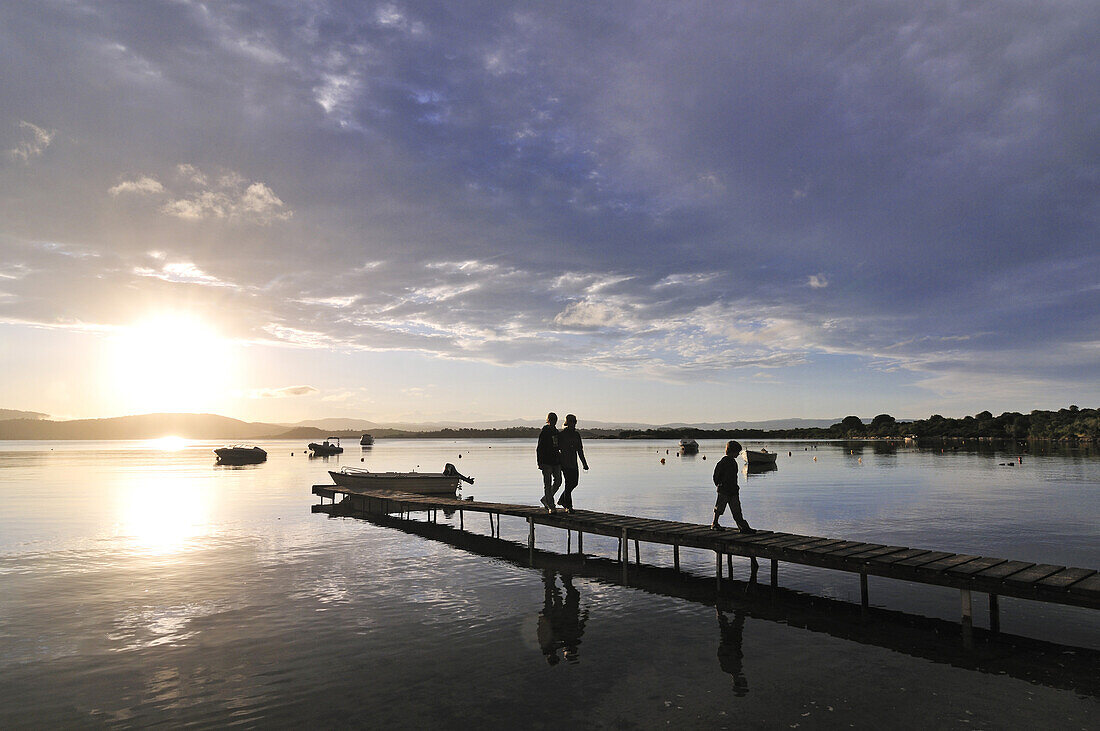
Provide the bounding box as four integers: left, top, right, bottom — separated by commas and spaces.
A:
711, 440, 754, 532
556, 413, 589, 513
537, 412, 562, 513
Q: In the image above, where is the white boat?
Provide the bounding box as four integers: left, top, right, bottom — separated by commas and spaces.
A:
679, 438, 699, 454
360, 433, 374, 446
309, 437, 343, 455
214, 445, 267, 465
744, 448, 777, 465
329, 463, 474, 495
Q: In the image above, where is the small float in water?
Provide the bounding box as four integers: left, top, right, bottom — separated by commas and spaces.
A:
214, 444, 267, 465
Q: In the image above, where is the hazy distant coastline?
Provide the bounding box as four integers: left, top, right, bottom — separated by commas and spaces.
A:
0, 407, 1096, 442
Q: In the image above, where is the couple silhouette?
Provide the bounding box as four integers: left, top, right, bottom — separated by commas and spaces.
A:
536, 412, 589, 513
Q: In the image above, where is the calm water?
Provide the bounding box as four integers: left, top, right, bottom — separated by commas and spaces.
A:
1, 438, 1098, 728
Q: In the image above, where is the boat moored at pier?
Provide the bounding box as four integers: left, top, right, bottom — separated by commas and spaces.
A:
330, 463, 474, 495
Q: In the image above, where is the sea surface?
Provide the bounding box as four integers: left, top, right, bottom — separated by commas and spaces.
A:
1, 437, 1098, 728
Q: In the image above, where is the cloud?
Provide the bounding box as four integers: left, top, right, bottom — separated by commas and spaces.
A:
3, 2, 1100, 414
7, 121, 54, 162
107, 166, 291, 224
249, 385, 319, 399
109, 176, 165, 196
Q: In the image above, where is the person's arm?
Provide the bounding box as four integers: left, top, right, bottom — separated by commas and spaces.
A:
577, 434, 588, 470
713, 459, 722, 487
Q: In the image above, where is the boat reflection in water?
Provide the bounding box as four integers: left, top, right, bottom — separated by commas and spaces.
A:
745, 461, 778, 476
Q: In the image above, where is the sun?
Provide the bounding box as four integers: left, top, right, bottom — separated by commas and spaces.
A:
110, 314, 237, 414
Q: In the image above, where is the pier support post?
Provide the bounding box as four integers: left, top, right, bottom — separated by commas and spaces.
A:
674, 544, 680, 572
635, 539, 640, 564
989, 594, 1000, 634
727, 553, 733, 577
567, 530, 571, 553
961, 589, 973, 648
578, 531, 583, 556
621, 528, 629, 583
770, 558, 778, 587
460, 510, 463, 530
860, 573, 869, 611
528, 517, 535, 565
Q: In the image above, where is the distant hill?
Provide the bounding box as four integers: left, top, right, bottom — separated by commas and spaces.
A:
0, 408, 49, 421
0, 413, 287, 440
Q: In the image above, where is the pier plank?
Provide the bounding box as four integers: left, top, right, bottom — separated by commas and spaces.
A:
895, 551, 955, 568
864, 549, 930, 566
828, 543, 885, 558
945, 557, 1007, 577
915, 554, 982, 573
1067, 573, 1100, 597
1002, 564, 1065, 588
848, 546, 909, 562
814, 541, 867, 555
973, 560, 1034, 581
1038, 568, 1097, 590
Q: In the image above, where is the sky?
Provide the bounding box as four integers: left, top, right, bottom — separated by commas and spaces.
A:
1, 1, 1098, 425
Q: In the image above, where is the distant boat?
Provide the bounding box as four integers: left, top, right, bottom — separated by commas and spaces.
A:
744, 448, 777, 465
308, 437, 343, 455
329, 463, 474, 495
360, 434, 374, 446
679, 438, 699, 454
214, 445, 267, 465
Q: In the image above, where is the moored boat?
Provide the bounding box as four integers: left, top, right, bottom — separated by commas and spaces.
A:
744, 448, 777, 465
308, 437, 343, 455
679, 438, 699, 454
329, 463, 474, 495
214, 444, 267, 465
360, 433, 374, 446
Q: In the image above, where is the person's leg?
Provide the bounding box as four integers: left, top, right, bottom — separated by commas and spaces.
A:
712, 493, 729, 529
559, 468, 579, 509
541, 468, 556, 510
728, 490, 754, 532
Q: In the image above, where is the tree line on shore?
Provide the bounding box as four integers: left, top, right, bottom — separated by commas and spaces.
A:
373, 405, 1099, 442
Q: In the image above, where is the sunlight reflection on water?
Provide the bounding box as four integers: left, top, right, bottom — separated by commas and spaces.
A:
0, 439, 1097, 727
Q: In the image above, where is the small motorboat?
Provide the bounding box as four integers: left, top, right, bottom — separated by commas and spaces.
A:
360, 433, 374, 446
744, 448, 778, 465
329, 463, 474, 495
214, 444, 267, 465
679, 438, 699, 454
308, 437, 343, 455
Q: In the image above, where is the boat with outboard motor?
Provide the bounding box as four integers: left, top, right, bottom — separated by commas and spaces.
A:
308, 437, 343, 455
214, 444, 267, 465
329, 463, 474, 495
679, 437, 699, 454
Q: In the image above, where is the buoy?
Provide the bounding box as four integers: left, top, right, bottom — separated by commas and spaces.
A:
788, 451, 792, 457
702, 455, 706, 460
361, 457, 364, 462
458, 454, 462, 458
813, 456, 817, 461
858, 458, 862, 464
660, 458, 666, 464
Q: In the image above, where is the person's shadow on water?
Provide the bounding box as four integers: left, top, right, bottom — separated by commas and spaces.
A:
536, 569, 589, 665
717, 607, 749, 696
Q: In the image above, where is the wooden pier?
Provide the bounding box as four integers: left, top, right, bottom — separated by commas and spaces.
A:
313, 484, 1100, 641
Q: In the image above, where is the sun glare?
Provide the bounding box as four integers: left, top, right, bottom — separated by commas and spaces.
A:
110, 314, 237, 414
149, 436, 189, 451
